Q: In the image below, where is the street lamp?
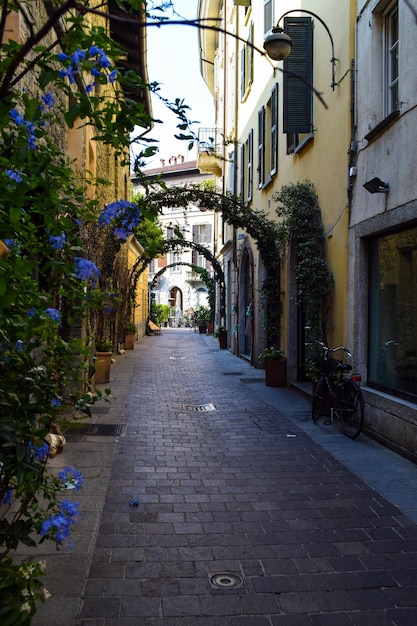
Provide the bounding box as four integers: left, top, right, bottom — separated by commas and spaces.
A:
263, 9, 337, 91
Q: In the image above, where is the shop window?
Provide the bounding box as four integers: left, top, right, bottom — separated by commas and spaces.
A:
368, 226, 417, 400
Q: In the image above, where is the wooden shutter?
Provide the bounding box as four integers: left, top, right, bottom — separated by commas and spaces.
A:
270, 83, 278, 176
192, 224, 198, 243
283, 17, 313, 134
258, 107, 265, 188
204, 223, 212, 243
247, 129, 253, 202
241, 46, 246, 99
240, 143, 245, 199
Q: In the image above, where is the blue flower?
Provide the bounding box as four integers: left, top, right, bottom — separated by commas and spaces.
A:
5, 169, 23, 183
49, 233, 66, 250
51, 398, 61, 407
109, 70, 118, 84
57, 52, 69, 61
2, 487, 13, 506
29, 442, 50, 462
58, 466, 84, 490
45, 307, 61, 323
10, 108, 24, 126
73, 257, 100, 284
98, 200, 140, 239
41, 92, 56, 109
27, 307, 37, 317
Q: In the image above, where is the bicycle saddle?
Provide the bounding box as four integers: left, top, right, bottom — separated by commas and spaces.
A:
336, 362, 352, 372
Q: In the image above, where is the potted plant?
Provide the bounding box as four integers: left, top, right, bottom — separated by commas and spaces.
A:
258, 346, 287, 387
194, 305, 210, 334
95, 337, 113, 384
124, 321, 137, 350
214, 326, 228, 349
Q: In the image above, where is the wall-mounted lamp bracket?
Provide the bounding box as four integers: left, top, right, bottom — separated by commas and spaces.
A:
264, 9, 337, 91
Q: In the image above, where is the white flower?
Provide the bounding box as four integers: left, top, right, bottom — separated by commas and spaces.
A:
20, 602, 31, 613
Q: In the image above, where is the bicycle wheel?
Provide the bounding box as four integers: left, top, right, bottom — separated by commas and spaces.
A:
336, 380, 364, 439
312, 377, 326, 423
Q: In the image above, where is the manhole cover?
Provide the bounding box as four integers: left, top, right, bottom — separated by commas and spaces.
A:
87, 423, 123, 436
209, 572, 244, 590
183, 403, 216, 412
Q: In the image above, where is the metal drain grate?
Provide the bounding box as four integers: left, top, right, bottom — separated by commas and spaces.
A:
209, 572, 244, 590
183, 403, 216, 412
86, 423, 123, 436
223, 371, 244, 376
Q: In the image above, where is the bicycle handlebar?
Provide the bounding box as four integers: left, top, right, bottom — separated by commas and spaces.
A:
306, 340, 352, 358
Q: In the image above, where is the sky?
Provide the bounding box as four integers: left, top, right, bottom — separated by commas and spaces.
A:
139, 0, 215, 169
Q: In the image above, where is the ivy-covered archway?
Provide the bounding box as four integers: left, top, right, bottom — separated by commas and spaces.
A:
129, 236, 226, 321
137, 187, 281, 346
150, 261, 215, 317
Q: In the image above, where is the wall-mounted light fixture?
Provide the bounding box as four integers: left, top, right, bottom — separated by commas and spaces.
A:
363, 177, 390, 194
263, 9, 337, 90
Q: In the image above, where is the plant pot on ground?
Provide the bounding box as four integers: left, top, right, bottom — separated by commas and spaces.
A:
124, 322, 137, 350
95, 337, 113, 384
258, 347, 287, 387
214, 327, 228, 349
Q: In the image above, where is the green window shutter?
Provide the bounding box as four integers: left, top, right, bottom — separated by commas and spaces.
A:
247, 129, 253, 202
258, 107, 265, 188
270, 83, 278, 176
283, 17, 313, 134
240, 143, 245, 198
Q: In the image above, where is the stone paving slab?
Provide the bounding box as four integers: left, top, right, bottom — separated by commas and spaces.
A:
27, 329, 417, 625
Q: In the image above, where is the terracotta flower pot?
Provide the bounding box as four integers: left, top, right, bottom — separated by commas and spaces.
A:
265, 358, 287, 387
124, 332, 135, 350
95, 351, 112, 384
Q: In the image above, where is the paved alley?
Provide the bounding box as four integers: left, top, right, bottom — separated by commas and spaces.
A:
31, 329, 417, 626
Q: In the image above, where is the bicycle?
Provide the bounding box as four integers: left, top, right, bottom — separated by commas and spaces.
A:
306, 340, 364, 439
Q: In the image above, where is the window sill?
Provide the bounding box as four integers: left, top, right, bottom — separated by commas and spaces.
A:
364, 110, 400, 143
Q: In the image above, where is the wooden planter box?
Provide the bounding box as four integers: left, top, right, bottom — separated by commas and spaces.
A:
265, 358, 287, 387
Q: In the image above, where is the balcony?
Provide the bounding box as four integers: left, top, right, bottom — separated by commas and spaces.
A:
197, 128, 223, 176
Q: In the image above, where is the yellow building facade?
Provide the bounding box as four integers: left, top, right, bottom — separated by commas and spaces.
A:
198, 0, 355, 383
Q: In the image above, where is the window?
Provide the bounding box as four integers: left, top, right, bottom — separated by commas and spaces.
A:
170, 249, 181, 272
368, 226, 417, 400
264, 0, 273, 34
283, 17, 313, 137
240, 22, 254, 100
383, 1, 399, 116
240, 130, 253, 203
258, 85, 279, 188
192, 223, 212, 244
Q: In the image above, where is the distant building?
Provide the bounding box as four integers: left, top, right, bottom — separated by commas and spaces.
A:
132, 158, 215, 325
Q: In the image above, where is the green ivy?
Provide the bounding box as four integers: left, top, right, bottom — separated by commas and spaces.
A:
273, 181, 334, 344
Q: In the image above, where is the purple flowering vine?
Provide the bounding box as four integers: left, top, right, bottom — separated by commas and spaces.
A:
40, 500, 80, 550
99, 199, 141, 240
73, 257, 100, 285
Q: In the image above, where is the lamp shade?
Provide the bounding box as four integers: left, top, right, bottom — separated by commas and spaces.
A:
263, 28, 292, 61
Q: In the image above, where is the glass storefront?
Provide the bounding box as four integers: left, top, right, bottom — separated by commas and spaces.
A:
368, 226, 417, 400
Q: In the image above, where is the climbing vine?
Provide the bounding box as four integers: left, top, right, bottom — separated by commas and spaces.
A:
273, 181, 334, 344
137, 187, 282, 346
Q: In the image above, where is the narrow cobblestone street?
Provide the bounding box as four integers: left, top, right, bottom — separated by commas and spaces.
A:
31, 329, 417, 625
